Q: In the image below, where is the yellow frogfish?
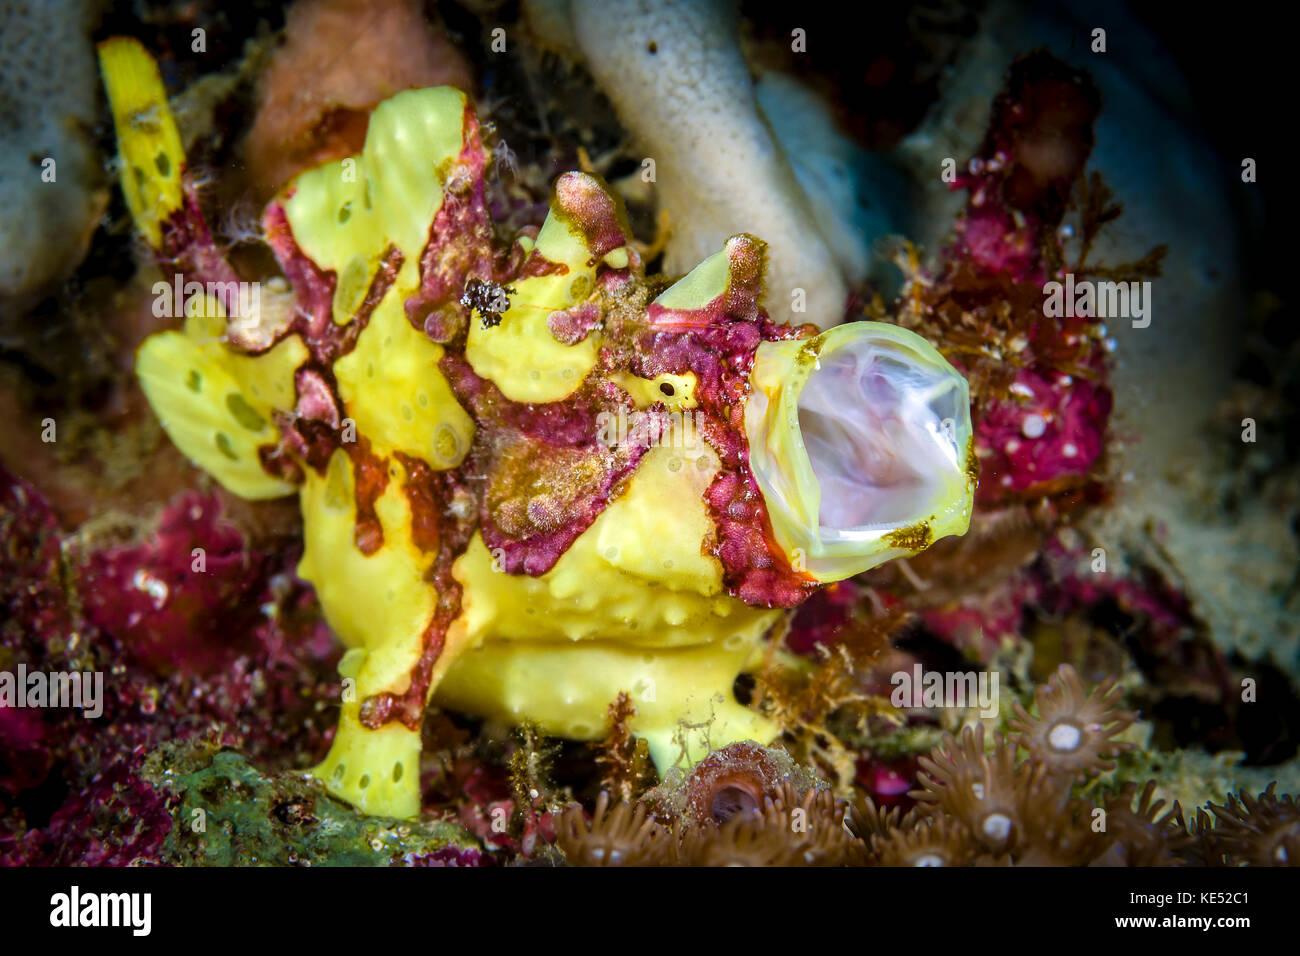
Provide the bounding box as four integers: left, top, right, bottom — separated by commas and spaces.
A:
99, 38, 977, 817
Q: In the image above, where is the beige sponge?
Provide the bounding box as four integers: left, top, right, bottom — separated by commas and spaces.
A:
567, 0, 849, 328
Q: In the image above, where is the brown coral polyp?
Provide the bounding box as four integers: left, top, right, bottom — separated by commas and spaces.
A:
555, 791, 672, 867
1009, 663, 1135, 776
913, 725, 1027, 854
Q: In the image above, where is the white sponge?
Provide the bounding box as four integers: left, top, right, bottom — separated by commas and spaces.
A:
0, 0, 104, 317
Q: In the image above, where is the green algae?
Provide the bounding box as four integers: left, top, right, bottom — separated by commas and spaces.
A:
142, 739, 481, 866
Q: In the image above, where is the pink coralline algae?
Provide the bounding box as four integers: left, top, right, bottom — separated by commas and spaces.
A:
939, 52, 1112, 503
948, 50, 1101, 286
919, 570, 1042, 657
78, 492, 270, 675
976, 366, 1111, 499
855, 756, 918, 811
783, 582, 866, 656
404, 846, 491, 867
0, 465, 342, 865
452, 764, 555, 859
2, 751, 174, 867
846, 53, 1186, 692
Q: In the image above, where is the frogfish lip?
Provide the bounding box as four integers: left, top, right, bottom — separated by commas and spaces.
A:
745, 321, 976, 582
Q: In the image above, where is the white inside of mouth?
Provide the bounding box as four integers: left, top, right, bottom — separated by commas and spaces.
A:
798, 337, 965, 531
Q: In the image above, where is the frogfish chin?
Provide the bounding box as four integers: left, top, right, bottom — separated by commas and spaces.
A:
100, 37, 976, 818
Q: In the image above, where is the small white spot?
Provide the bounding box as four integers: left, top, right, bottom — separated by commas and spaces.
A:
1048, 721, 1082, 752
131, 569, 169, 609
1062, 443, 1079, 458
982, 812, 1012, 842
1021, 414, 1047, 439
